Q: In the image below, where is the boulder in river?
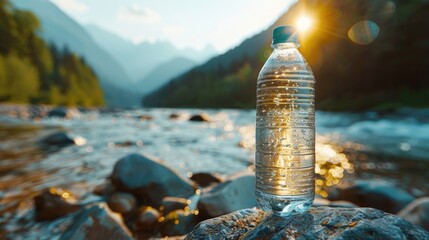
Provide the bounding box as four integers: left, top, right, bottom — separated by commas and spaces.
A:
111, 153, 196, 204
186, 207, 429, 240
48, 108, 68, 118
189, 114, 210, 122
190, 172, 222, 187
398, 197, 429, 231
107, 192, 137, 214
34, 188, 81, 221
197, 172, 256, 218
169, 113, 180, 119
39, 132, 76, 148
60, 203, 132, 240
137, 115, 154, 121
329, 180, 415, 213
135, 206, 162, 232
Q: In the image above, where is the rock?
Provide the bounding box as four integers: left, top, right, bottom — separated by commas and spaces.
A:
107, 192, 137, 213
138, 115, 154, 121
398, 197, 429, 231
40, 132, 75, 147
197, 172, 257, 218
329, 180, 415, 213
60, 203, 132, 240
186, 208, 267, 240
189, 114, 210, 122
160, 209, 199, 237
169, 113, 180, 119
48, 108, 68, 118
135, 206, 161, 232
186, 207, 429, 240
161, 197, 189, 215
93, 181, 116, 196
34, 188, 81, 221
114, 141, 134, 147
190, 173, 222, 187
111, 153, 196, 204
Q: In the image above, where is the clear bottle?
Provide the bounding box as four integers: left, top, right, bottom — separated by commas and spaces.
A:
255, 26, 315, 216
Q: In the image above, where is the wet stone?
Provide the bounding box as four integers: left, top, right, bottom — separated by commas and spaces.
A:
189, 114, 210, 122
60, 203, 132, 240
135, 206, 162, 232
186, 207, 429, 240
197, 172, 257, 218
34, 188, 81, 221
190, 172, 222, 187
39, 131, 75, 148
107, 192, 137, 214
169, 113, 180, 119
111, 153, 196, 204
48, 108, 68, 118
137, 115, 154, 121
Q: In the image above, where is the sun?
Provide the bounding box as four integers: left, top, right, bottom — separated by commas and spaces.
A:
296, 15, 313, 32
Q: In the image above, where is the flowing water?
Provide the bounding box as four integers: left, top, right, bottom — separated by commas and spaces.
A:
0, 106, 429, 238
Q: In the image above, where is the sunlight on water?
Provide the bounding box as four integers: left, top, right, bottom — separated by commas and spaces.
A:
314, 138, 355, 198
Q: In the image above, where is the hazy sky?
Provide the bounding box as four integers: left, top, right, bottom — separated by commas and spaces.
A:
50, 0, 295, 52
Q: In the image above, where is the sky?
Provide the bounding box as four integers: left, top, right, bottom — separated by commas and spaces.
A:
50, 0, 295, 52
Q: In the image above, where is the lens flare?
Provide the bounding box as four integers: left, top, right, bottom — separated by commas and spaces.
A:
296, 15, 313, 32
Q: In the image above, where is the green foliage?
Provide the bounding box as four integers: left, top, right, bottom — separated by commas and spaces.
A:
0, 53, 39, 103
0, 0, 104, 106
145, 0, 429, 111
145, 62, 258, 108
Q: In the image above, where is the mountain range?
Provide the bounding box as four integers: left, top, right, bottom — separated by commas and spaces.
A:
85, 25, 216, 88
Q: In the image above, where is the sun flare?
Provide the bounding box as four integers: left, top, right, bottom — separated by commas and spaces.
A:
296, 15, 313, 32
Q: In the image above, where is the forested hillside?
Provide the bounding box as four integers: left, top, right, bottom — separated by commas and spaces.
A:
0, 0, 103, 106
144, 0, 429, 111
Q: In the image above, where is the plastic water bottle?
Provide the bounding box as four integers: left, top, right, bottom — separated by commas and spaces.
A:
255, 26, 315, 215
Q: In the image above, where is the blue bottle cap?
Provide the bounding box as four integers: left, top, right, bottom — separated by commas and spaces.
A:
272, 26, 299, 45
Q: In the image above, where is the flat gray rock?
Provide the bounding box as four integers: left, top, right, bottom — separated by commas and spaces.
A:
198, 172, 257, 218
111, 153, 196, 204
186, 207, 429, 240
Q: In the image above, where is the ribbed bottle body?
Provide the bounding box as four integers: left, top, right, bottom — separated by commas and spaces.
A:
255, 44, 315, 215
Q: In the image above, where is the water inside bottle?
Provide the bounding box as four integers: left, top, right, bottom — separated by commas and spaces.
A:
256, 60, 315, 215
